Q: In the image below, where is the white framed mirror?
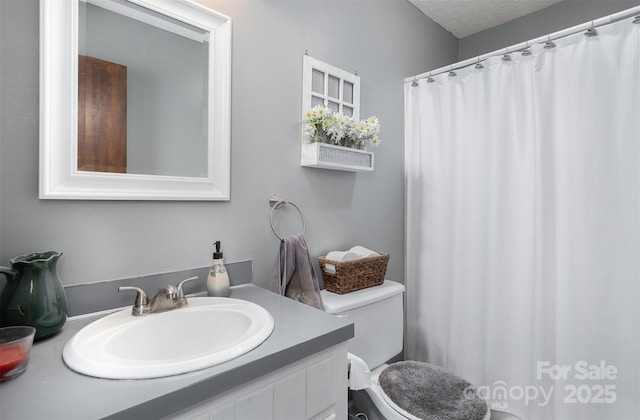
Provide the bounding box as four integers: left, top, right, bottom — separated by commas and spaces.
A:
40, 0, 231, 200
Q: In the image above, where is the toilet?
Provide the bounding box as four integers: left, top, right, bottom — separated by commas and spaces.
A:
321, 280, 494, 420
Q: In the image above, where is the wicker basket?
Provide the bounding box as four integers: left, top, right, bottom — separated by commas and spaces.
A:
319, 253, 389, 294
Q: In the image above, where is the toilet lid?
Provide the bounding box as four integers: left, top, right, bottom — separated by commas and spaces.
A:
378, 361, 489, 420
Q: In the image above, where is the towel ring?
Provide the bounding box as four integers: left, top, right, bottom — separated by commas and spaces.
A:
269, 195, 306, 241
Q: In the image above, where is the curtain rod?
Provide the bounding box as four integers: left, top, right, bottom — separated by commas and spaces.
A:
405, 5, 640, 83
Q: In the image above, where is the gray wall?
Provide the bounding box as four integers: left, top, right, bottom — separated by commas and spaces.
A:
459, 0, 640, 60
0, 0, 457, 292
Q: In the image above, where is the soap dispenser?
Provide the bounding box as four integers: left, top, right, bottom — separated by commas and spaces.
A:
207, 241, 230, 297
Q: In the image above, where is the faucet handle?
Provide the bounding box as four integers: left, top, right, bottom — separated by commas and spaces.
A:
118, 286, 149, 316
176, 276, 199, 293
175, 276, 199, 307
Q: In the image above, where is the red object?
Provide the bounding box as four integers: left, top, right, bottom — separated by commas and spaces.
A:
0, 344, 27, 379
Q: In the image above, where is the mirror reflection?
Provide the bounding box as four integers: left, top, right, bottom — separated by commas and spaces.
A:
78, 0, 209, 178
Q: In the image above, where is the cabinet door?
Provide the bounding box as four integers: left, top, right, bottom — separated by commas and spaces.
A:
78, 55, 127, 173
208, 403, 234, 420
306, 355, 337, 418
274, 370, 306, 419
235, 386, 274, 420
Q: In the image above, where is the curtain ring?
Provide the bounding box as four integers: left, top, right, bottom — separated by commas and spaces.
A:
585, 21, 598, 37
544, 35, 556, 49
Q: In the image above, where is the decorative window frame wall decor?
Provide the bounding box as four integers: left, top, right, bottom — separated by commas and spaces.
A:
300, 55, 374, 172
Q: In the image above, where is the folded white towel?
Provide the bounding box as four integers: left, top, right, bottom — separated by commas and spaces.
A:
325, 251, 360, 274
326, 250, 359, 261
349, 246, 379, 258
348, 352, 372, 390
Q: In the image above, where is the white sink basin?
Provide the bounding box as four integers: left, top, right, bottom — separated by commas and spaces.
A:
63, 297, 274, 379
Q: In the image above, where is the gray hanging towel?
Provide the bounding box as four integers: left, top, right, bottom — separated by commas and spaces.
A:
270, 235, 324, 310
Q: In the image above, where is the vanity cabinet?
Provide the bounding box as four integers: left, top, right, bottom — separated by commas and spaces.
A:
172, 343, 348, 420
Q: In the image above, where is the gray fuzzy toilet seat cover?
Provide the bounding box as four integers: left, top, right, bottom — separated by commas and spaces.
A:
378, 361, 488, 420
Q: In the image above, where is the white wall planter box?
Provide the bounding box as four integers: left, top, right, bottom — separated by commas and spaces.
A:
301, 143, 374, 172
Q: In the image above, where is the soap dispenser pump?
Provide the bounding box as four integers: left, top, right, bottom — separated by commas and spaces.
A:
207, 241, 230, 297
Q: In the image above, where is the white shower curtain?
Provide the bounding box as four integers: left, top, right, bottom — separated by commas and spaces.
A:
405, 14, 639, 420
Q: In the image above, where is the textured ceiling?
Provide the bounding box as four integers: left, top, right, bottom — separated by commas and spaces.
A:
408, 0, 565, 38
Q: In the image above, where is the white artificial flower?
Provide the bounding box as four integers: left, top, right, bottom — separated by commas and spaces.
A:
366, 116, 380, 128
303, 107, 381, 148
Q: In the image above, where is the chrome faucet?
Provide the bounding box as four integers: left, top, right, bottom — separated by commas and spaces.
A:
118, 276, 199, 316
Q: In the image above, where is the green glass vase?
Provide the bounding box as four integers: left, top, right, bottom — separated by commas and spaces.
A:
0, 251, 68, 340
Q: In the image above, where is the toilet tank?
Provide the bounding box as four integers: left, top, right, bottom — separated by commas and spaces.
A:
321, 280, 405, 369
